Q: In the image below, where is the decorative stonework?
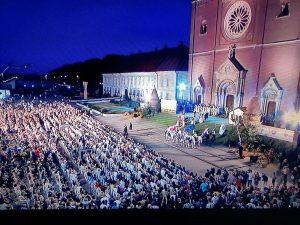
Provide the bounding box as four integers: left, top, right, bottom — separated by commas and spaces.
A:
214, 50, 247, 109
260, 74, 283, 117
193, 75, 205, 104
224, 1, 252, 39
216, 60, 239, 80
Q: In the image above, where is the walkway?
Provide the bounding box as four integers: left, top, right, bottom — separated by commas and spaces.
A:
94, 114, 278, 178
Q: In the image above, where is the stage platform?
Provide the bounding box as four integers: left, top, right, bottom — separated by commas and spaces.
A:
184, 113, 229, 125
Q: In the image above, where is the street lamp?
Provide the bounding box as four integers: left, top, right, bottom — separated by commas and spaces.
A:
179, 83, 186, 101
0, 64, 30, 80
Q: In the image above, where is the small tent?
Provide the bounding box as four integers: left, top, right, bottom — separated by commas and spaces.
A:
228, 107, 247, 125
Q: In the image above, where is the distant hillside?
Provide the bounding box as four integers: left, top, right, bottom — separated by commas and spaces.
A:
49, 44, 189, 92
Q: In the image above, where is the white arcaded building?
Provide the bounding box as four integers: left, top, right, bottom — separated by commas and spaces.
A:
102, 45, 190, 104
103, 71, 188, 102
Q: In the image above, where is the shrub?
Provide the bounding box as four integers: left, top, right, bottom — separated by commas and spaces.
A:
223, 126, 239, 146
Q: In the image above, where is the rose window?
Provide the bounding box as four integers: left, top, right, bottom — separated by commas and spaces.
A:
224, 1, 252, 39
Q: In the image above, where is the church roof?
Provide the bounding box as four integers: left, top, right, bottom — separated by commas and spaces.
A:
103, 44, 189, 73
229, 57, 246, 72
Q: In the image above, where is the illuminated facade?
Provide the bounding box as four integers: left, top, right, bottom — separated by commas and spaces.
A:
102, 45, 190, 102
189, 0, 300, 129
103, 71, 189, 102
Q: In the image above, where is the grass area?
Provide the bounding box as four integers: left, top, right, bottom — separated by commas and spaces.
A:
87, 102, 134, 114
145, 112, 234, 146
144, 112, 178, 127
192, 122, 233, 145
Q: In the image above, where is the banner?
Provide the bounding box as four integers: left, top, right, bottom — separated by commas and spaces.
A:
161, 99, 177, 112
257, 125, 297, 144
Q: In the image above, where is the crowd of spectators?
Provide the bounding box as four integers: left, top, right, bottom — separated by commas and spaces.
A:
0, 100, 299, 209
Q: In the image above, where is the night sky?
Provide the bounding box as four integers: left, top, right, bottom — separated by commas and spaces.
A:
0, 0, 191, 75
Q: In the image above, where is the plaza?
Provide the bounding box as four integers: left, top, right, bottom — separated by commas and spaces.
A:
95, 111, 276, 177
0, 0, 300, 216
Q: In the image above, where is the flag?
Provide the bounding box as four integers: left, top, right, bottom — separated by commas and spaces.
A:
185, 124, 195, 133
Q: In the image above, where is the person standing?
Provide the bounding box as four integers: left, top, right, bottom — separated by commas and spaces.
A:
297, 165, 300, 188
282, 166, 289, 186
272, 172, 277, 187
210, 130, 216, 143
247, 170, 253, 187
238, 144, 244, 159
291, 167, 297, 185
254, 172, 261, 188
262, 173, 268, 186
123, 125, 128, 137
129, 122, 132, 130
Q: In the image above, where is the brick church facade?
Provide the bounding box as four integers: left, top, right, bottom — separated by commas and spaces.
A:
188, 0, 300, 129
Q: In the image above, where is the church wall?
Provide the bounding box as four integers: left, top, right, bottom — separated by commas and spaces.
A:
191, 52, 214, 104
192, 0, 219, 53
258, 42, 300, 120
264, 0, 300, 44
215, 0, 267, 49
232, 47, 262, 107
189, 0, 299, 122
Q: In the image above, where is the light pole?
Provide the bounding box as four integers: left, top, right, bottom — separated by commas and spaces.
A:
0, 64, 30, 80
99, 82, 103, 97
179, 83, 186, 101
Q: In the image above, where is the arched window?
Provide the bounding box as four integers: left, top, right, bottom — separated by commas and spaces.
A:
260, 74, 283, 126
166, 92, 169, 100
161, 78, 164, 87
200, 20, 207, 35
277, 1, 290, 18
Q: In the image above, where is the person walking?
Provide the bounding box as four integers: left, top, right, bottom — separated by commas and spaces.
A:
129, 122, 132, 130
247, 170, 253, 187
254, 172, 261, 188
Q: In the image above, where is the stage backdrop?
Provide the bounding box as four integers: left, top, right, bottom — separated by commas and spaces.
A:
161, 99, 177, 113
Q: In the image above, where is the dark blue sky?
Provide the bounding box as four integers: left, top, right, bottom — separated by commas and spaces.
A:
0, 0, 191, 75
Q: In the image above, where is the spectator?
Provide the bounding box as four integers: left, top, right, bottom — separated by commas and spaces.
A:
0, 99, 299, 210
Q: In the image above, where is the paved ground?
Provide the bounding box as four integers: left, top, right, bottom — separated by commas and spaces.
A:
95, 114, 278, 178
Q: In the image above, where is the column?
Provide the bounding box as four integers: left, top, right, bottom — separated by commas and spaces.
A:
83, 81, 88, 99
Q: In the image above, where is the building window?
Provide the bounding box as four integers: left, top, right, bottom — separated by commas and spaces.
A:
224, 1, 252, 39
277, 2, 290, 18
200, 20, 207, 35
166, 92, 169, 100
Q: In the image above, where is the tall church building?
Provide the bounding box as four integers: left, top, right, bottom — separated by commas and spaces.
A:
189, 0, 300, 129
